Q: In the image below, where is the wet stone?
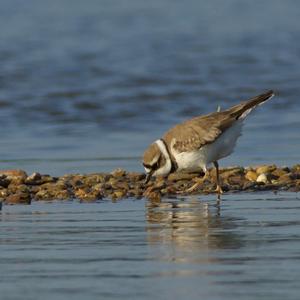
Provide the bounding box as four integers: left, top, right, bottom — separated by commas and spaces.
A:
0, 169, 28, 179
25, 173, 56, 185
256, 165, 277, 175
256, 173, 269, 184
0, 169, 28, 185
0, 175, 11, 188
0, 188, 9, 199
111, 168, 127, 178
1, 164, 300, 205
127, 172, 145, 182
34, 182, 71, 201
272, 168, 288, 178
5, 192, 31, 205
245, 170, 258, 182
168, 172, 200, 181
75, 188, 102, 202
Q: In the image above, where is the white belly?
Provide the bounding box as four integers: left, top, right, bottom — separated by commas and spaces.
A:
172, 120, 243, 172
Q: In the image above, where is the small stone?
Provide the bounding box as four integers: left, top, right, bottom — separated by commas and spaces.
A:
168, 172, 200, 181
0, 169, 28, 178
227, 175, 244, 186
256, 165, 277, 175
220, 167, 245, 179
243, 181, 257, 191
272, 168, 288, 178
256, 173, 268, 184
5, 192, 31, 205
25, 172, 42, 185
111, 181, 129, 191
111, 168, 126, 177
0, 175, 11, 188
146, 191, 161, 202
0, 169, 28, 185
74, 188, 102, 201
292, 164, 300, 172
290, 172, 300, 180
34, 182, 70, 201
245, 171, 258, 182
153, 179, 167, 190
0, 188, 8, 199
127, 189, 143, 197
127, 172, 145, 181
277, 173, 292, 185
112, 190, 126, 199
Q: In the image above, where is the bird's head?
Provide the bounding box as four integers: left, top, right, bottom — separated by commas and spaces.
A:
142, 140, 172, 183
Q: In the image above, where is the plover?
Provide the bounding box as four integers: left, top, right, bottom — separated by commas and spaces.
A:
143, 90, 274, 198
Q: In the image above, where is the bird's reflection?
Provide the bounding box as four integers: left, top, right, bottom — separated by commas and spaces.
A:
146, 198, 243, 265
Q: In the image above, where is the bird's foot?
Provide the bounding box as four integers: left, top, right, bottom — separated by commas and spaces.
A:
215, 184, 224, 195
177, 177, 205, 194
215, 185, 223, 203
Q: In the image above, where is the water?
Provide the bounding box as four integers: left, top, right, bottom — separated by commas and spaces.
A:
0, 0, 299, 175
1, 1, 300, 299
1, 193, 300, 300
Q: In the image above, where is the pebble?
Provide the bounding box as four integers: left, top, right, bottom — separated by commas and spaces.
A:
5, 192, 31, 205
256, 173, 268, 184
245, 170, 258, 182
0, 165, 300, 205
256, 165, 277, 175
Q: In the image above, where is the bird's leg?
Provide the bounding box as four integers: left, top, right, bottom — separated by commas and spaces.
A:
213, 161, 223, 200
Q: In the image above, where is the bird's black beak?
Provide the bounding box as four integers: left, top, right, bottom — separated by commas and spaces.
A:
144, 170, 154, 184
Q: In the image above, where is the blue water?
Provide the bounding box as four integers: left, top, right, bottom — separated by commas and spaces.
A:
0, 0, 299, 175
1, 1, 300, 299
1, 193, 300, 300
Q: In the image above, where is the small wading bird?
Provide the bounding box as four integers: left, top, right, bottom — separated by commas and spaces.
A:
143, 90, 274, 199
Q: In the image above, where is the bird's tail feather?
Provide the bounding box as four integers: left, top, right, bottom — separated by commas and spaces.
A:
229, 90, 274, 120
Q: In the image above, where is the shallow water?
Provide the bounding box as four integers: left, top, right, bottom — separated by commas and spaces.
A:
0, 0, 299, 174
1, 2, 300, 299
1, 193, 300, 300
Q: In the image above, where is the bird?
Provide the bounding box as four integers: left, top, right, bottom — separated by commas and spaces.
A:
142, 90, 275, 198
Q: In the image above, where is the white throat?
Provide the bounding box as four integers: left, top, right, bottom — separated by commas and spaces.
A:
154, 139, 172, 176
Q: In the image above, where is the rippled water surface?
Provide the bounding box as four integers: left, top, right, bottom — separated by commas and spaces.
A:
0, 0, 299, 174
1, 1, 300, 299
1, 193, 300, 300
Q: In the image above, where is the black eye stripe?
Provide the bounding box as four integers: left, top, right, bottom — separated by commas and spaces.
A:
143, 162, 159, 170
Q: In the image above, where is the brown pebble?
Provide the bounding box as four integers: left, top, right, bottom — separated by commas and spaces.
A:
25, 172, 42, 185
111, 168, 127, 177
112, 190, 126, 199
0, 175, 11, 188
272, 168, 288, 178
0, 169, 28, 185
146, 191, 161, 202
245, 170, 258, 182
168, 172, 200, 181
0, 188, 8, 199
0, 169, 28, 179
5, 192, 31, 205
127, 172, 145, 181
256, 165, 277, 175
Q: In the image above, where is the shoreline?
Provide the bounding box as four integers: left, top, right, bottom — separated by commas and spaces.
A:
0, 164, 300, 205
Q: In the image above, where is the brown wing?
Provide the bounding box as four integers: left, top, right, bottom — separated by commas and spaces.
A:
163, 90, 274, 153
163, 111, 234, 152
